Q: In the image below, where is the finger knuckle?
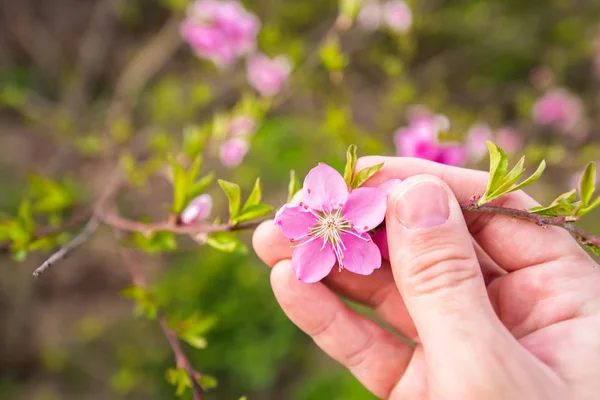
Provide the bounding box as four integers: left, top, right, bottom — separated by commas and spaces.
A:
403, 244, 479, 297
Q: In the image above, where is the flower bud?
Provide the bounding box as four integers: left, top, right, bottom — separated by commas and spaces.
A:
220, 138, 250, 168
180, 194, 213, 225
229, 115, 256, 137
357, 1, 382, 31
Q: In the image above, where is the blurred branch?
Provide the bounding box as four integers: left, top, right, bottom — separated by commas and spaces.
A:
107, 13, 184, 121
63, 0, 121, 117
121, 248, 204, 400
32, 218, 99, 276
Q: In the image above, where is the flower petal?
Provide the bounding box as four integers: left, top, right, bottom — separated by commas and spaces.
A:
343, 187, 387, 233
340, 232, 381, 275
372, 228, 389, 260
291, 239, 336, 283
302, 164, 348, 212
274, 204, 317, 239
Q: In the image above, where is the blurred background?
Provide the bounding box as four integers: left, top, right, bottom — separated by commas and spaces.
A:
1, 0, 600, 399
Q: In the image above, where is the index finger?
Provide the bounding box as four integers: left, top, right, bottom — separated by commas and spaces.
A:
356, 156, 588, 271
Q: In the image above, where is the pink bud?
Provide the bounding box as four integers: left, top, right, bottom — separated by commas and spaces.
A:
246, 53, 292, 97
220, 138, 250, 168
357, 1, 382, 31
496, 127, 523, 154
229, 115, 256, 137
382, 0, 412, 34
466, 123, 493, 161
180, 194, 213, 225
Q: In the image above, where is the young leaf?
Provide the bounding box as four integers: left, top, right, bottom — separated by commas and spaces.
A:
205, 232, 247, 254
187, 172, 215, 202
169, 157, 188, 213
343, 144, 357, 187
236, 204, 273, 223
579, 162, 596, 208
166, 368, 192, 396
180, 333, 207, 350
242, 178, 262, 211
488, 156, 525, 198
218, 180, 241, 222
287, 170, 301, 202
186, 155, 203, 186
507, 160, 546, 194
529, 189, 577, 216
578, 196, 600, 216
198, 375, 218, 390
481, 142, 508, 202
351, 162, 384, 189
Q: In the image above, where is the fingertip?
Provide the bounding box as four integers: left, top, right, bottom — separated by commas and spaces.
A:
252, 220, 292, 267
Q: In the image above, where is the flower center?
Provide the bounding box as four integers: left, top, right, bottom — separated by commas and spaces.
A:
291, 205, 369, 270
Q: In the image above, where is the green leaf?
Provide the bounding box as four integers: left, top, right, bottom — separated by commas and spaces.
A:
121, 284, 157, 320
187, 155, 203, 186
218, 180, 241, 222
339, 0, 363, 18
507, 160, 546, 193
198, 375, 218, 390
482, 142, 508, 202
166, 368, 192, 396
180, 333, 207, 350
529, 189, 577, 216
579, 162, 596, 208
343, 144, 357, 187
121, 285, 147, 302
319, 37, 347, 72
236, 204, 273, 223
351, 162, 384, 189
205, 232, 247, 254
169, 157, 188, 213
133, 231, 177, 253
287, 170, 301, 202
578, 196, 600, 216
242, 178, 262, 211
17, 200, 34, 235
187, 172, 215, 202
488, 156, 525, 198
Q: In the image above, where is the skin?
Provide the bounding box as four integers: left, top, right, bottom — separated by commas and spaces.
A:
252, 156, 600, 400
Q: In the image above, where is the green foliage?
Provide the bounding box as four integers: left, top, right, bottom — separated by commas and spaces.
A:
218, 180, 242, 223
165, 368, 193, 396
343, 144, 358, 188
205, 232, 248, 254
320, 37, 347, 72
351, 163, 384, 189
479, 142, 546, 205
219, 178, 273, 225
132, 231, 178, 253
122, 285, 158, 320
288, 170, 301, 202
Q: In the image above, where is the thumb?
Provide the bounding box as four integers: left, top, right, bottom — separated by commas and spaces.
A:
386, 175, 503, 359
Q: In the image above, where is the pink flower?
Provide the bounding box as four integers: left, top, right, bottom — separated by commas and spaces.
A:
466, 123, 493, 162
370, 179, 401, 261
246, 53, 292, 97
181, 0, 260, 67
357, 1, 382, 31
229, 115, 256, 137
532, 89, 584, 133
181, 194, 213, 225
382, 0, 412, 34
496, 127, 523, 154
220, 138, 249, 168
394, 110, 466, 166
274, 164, 387, 283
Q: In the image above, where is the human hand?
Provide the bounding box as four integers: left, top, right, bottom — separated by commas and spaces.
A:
252, 156, 600, 399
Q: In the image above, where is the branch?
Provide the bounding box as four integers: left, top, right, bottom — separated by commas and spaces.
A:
460, 202, 600, 247
32, 218, 100, 276
120, 247, 203, 400
98, 210, 266, 236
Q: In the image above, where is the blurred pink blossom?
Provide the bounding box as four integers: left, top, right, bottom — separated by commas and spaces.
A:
382, 0, 412, 33
229, 115, 256, 137
496, 127, 523, 154
532, 89, 584, 133
394, 110, 466, 166
466, 123, 493, 161
246, 53, 292, 97
357, 1, 382, 31
220, 138, 250, 168
181, 0, 260, 67
180, 194, 213, 225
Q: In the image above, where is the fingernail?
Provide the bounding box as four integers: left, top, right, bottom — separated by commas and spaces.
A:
395, 181, 450, 229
